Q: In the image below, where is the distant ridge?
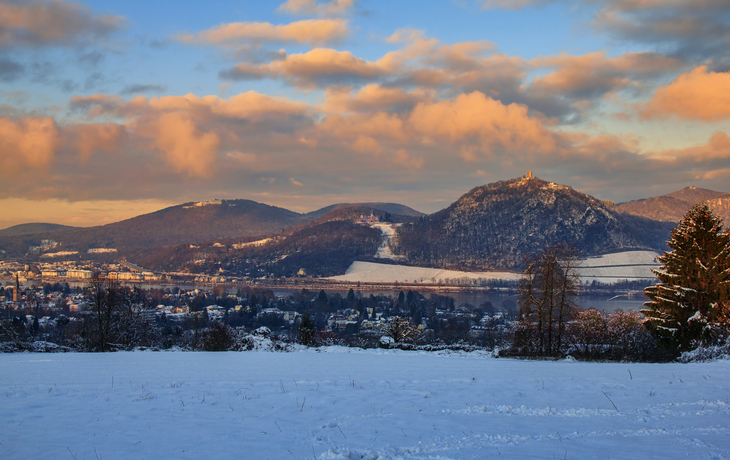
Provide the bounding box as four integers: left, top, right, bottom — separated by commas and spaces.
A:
0, 199, 304, 257
306, 202, 424, 220
0, 223, 76, 237
617, 186, 730, 222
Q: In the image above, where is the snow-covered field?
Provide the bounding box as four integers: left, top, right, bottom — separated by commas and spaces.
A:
330, 251, 660, 285
2, 350, 728, 460
576, 250, 660, 283
329, 261, 522, 284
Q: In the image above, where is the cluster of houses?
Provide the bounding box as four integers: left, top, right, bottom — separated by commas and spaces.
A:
0, 260, 165, 283
2, 265, 514, 346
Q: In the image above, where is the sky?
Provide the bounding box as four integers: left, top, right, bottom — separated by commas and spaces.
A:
1, 0, 729, 228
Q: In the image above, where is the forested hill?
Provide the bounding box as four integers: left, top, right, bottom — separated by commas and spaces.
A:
137, 219, 383, 278
0, 199, 305, 257
392, 176, 674, 270
305, 202, 424, 220
132, 205, 420, 277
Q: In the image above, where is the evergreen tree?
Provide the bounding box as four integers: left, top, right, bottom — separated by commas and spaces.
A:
298, 312, 316, 347
642, 204, 730, 352
317, 290, 328, 304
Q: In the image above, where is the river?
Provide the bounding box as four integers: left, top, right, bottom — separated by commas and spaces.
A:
9, 280, 647, 313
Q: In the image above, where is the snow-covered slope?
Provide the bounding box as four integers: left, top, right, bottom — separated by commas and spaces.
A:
371, 223, 406, 261
2, 350, 728, 460
576, 250, 660, 283
330, 251, 660, 284
329, 261, 521, 283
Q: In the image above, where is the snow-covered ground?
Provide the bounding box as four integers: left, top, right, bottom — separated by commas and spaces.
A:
331, 251, 661, 284
371, 223, 405, 261
2, 350, 728, 460
576, 250, 661, 283
329, 261, 522, 284
232, 238, 275, 249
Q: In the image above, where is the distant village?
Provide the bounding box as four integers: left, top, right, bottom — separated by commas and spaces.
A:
0, 260, 514, 351
1, 258, 240, 285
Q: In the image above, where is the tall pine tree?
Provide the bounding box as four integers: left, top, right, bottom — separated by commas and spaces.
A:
642, 204, 730, 352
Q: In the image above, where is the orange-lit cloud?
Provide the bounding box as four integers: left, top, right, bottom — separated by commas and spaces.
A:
409, 91, 557, 156
320, 111, 409, 142
147, 112, 220, 178
222, 48, 384, 87
175, 18, 348, 47
651, 131, 730, 162
65, 123, 125, 161
351, 135, 383, 155
391, 148, 424, 170
70, 93, 125, 116
322, 84, 435, 113
5, 67, 730, 215
0, 116, 59, 173
641, 66, 730, 121
530, 51, 679, 99
0, 0, 124, 48
72, 91, 310, 127
278, 0, 354, 17
69, 91, 312, 178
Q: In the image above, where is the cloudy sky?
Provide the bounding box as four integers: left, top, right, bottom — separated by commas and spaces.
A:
1, 0, 729, 228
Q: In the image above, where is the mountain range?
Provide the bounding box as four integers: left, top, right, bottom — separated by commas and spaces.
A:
1, 177, 727, 274
0, 200, 420, 262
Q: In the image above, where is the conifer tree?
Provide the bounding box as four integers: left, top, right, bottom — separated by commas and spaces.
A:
642, 204, 730, 352
298, 312, 316, 347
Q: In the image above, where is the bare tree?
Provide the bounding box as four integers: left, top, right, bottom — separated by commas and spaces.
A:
87, 274, 125, 352
385, 316, 420, 344
517, 243, 581, 357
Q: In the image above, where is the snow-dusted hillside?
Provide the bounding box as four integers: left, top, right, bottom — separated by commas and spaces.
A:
393, 176, 673, 270
2, 351, 728, 460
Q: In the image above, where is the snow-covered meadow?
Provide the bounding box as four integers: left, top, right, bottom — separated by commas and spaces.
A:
329, 250, 659, 285
2, 349, 729, 460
